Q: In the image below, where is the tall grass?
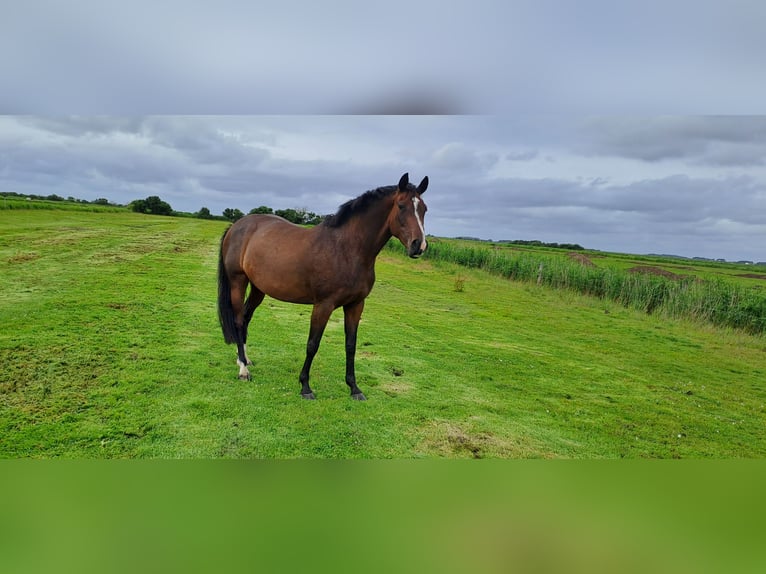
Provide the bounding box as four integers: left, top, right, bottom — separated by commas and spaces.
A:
0, 197, 125, 213
387, 239, 766, 334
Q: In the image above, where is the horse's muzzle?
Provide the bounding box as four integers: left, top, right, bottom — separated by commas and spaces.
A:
408, 238, 426, 258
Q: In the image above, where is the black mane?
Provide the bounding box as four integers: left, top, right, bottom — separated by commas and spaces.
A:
322, 185, 405, 228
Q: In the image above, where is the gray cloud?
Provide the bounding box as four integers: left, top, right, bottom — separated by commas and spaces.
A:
430, 143, 499, 172
506, 150, 539, 162
580, 117, 766, 166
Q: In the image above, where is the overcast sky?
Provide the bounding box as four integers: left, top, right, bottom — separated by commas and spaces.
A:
2, 2, 766, 261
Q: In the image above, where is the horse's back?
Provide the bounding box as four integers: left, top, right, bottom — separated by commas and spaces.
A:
227, 213, 302, 238
222, 214, 322, 303
224, 214, 311, 260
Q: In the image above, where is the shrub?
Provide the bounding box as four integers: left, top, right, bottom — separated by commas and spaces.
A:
130, 196, 173, 216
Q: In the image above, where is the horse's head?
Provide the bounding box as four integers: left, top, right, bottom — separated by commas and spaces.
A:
389, 172, 429, 258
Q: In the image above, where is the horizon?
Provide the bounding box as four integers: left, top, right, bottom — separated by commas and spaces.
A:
2, 115, 765, 264
4, 190, 764, 265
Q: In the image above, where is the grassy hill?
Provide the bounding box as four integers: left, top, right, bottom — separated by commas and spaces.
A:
1, 208, 765, 457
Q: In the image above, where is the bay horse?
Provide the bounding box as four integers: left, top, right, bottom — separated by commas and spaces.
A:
217, 173, 429, 400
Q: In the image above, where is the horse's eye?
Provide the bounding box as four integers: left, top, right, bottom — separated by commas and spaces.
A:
397, 202, 407, 210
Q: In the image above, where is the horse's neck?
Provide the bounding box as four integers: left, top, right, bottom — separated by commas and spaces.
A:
343, 202, 393, 264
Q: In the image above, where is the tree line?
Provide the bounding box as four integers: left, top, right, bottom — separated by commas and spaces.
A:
126, 195, 324, 224
1, 192, 117, 206
497, 239, 585, 251
5, 191, 322, 224
4, 190, 322, 224
217, 206, 323, 225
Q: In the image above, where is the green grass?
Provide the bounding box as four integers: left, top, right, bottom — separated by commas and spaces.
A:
400, 238, 766, 334
1, 209, 765, 458
0, 195, 127, 213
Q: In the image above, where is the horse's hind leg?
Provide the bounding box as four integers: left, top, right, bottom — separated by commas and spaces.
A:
241, 284, 265, 367
228, 275, 254, 380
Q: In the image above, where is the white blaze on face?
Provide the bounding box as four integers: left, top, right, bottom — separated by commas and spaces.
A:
412, 197, 427, 251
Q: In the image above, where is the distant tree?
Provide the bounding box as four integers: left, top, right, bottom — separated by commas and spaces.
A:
130, 195, 173, 216
93, 198, 110, 205
242, 205, 321, 225
145, 195, 173, 215
274, 208, 302, 224
303, 211, 323, 225
223, 208, 245, 222
46, 194, 64, 201
129, 199, 148, 213
273, 207, 322, 225
501, 239, 585, 251
195, 207, 213, 219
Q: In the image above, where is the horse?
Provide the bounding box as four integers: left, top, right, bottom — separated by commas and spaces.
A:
217, 172, 429, 400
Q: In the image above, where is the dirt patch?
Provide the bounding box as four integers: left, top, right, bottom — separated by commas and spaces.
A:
628, 266, 687, 280
567, 252, 596, 267
7, 252, 40, 264
447, 429, 485, 458
420, 422, 549, 458
739, 273, 766, 281
379, 381, 413, 397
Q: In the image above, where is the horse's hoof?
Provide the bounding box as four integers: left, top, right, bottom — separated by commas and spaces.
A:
351, 392, 367, 401
238, 373, 251, 381
301, 392, 316, 400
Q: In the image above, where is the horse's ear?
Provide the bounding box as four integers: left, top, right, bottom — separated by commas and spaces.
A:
417, 176, 428, 194
398, 173, 409, 191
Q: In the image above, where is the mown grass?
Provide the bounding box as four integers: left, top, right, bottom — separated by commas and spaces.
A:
0, 196, 126, 213
398, 238, 766, 334
2, 209, 765, 458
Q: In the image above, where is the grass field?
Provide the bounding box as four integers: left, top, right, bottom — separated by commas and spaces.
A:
1, 208, 765, 458
405, 238, 766, 333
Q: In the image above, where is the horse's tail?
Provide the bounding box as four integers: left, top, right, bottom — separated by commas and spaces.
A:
217, 227, 238, 344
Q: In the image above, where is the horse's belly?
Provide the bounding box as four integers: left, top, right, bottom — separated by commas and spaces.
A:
247, 259, 315, 304
266, 287, 315, 305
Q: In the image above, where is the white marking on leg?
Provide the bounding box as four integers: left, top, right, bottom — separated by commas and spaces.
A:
244, 344, 251, 365
237, 358, 250, 379
412, 197, 427, 251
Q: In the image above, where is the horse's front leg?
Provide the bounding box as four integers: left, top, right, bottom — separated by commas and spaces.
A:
343, 300, 366, 400
299, 302, 334, 399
